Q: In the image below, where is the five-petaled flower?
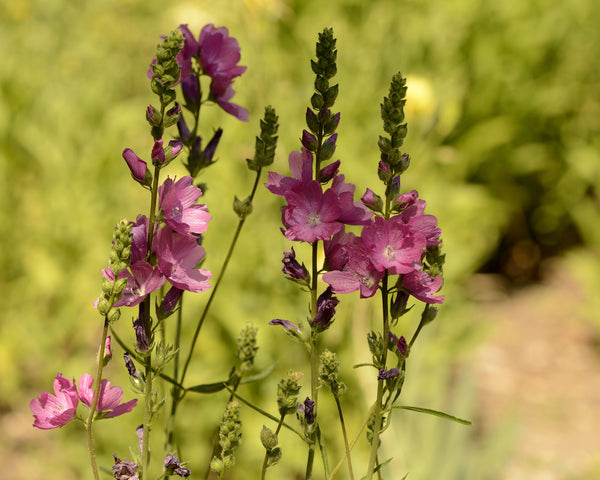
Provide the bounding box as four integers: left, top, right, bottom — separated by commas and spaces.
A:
30, 373, 79, 430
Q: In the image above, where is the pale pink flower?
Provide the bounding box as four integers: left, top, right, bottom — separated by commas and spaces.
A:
30, 373, 79, 429
159, 176, 211, 236
78, 373, 137, 418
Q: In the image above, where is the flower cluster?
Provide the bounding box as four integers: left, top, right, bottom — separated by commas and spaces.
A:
30, 373, 137, 430
265, 147, 371, 243
322, 189, 444, 303
177, 23, 248, 121
101, 175, 212, 308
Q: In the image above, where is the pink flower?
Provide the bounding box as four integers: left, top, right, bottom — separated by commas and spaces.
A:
30, 373, 79, 429
402, 270, 445, 304
198, 24, 247, 82
78, 374, 137, 418
154, 228, 212, 293
330, 175, 372, 226
397, 196, 442, 246
265, 148, 313, 196
322, 231, 383, 298
113, 261, 166, 307
282, 180, 343, 243
159, 176, 211, 236
361, 216, 426, 274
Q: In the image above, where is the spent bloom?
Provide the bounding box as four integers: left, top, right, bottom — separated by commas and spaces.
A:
30, 373, 79, 430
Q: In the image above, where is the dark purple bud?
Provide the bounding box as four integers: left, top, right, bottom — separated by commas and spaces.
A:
133, 307, 150, 352
377, 368, 400, 380
313, 287, 339, 331
123, 353, 138, 379
167, 103, 181, 118
199, 128, 222, 167
181, 74, 200, 108
301, 129, 317, 151
378, 160, 390, 175
158, 286, 183, 319
397, 336, 408, 356
388, 332, 408, 356
282, 247, 308, 280
269, 319, 301, 334
390, 290, 410, 318
177, 115, 191, 142
112, 455, 138, 480
319, 159, 340, 183
151, 139, 165, 164
165, 455, 191, 477
299, 397, 315, 425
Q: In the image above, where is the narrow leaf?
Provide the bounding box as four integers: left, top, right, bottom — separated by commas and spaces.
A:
393, 405, 472, 425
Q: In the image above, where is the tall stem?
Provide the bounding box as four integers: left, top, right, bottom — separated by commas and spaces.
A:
85, 318, 110, 480
334, 396, 354, 480
366, 274, 390, 479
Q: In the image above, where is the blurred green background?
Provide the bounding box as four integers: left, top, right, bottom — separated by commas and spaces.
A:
2, 0, 600, 478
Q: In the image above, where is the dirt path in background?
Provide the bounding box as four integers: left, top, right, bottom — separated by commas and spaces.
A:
473, 259, 600, 479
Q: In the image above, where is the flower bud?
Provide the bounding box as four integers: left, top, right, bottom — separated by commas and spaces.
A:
260, 425, 278, 450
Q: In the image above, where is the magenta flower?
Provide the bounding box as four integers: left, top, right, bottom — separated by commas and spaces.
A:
30, 373, 79, 429
198, 23, 247, 82
154, 227, 212, 293
330, 175, 372, 226
176, 23, 248, 120
361, 216, 426, 274
103, 260, 165, 308
159, 176, 211, 236
78, 373, 137, 418
322, 232, 383, 298
282, 180, 343, 242
396, 195, 442, 246
265, 148, 313, 197
402, 270, 445, 304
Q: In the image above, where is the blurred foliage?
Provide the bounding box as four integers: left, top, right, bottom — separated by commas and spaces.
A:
1, 0, 599, 478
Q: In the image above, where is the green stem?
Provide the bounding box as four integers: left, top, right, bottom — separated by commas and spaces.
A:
334, 396, 354, 480
85, 318, 110, 480
179, 169, 263, 386
304, 242, 320, 480
327, 404, 375, 480
365, 274, 390, 480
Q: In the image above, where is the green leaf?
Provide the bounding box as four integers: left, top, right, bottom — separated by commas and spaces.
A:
187, 380, 230, 394
393, 405, 472, 425
360, 458, 393, 480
